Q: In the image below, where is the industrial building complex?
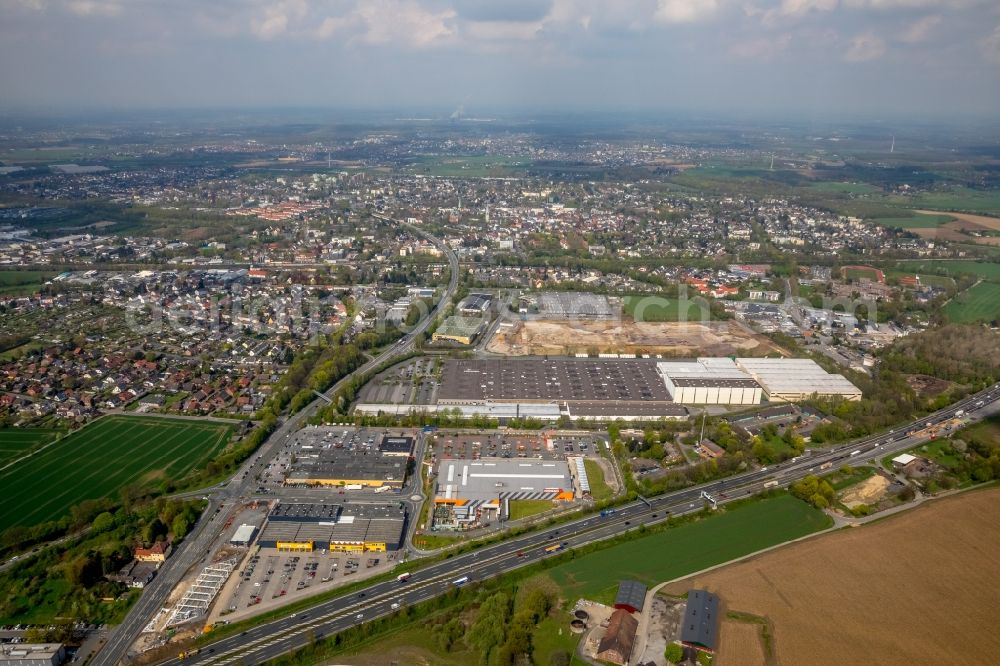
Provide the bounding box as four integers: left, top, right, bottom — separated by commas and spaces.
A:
430, 357, 861, 418
257, 503, 407, 553
282, 428, 413, 488
657, 358, 763, 405
432, 457, 579, 527
734, 357, 862, 402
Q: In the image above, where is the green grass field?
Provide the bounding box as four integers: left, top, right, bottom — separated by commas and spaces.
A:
944, 282, 1000, 323
885, 271, 955, 289
583, 459, 612, 501
508, 500, 553, 521
624, 295, 711, 322
896, 260, 1000, 282
843, 267, 882, 281
808, 182, 880, 195
545, 494, 831, 604
0, 271, 57, 296
0, 428, 63, 467
900, 188, 1000, 216
872, 213, 954, 229
0, 416, 232, 531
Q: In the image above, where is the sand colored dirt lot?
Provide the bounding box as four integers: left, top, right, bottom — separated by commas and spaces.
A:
715, 620, 767, 666
839, 474, 890, 508
486, 319, 781, 357
666, 488, 1000, 666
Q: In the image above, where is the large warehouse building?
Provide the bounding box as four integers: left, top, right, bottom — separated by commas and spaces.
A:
657, 358, 763, 405
284, 453, 407, 488
735, 358, 862, 402
436, 358, 687, 421
257, 503, 406, 553
433, 457, 577, 527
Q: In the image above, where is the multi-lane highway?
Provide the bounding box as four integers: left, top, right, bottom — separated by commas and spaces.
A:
92, 220, 459, 666
160, 383, 1000, 666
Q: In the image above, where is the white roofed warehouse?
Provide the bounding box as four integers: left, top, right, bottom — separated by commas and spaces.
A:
657, 358, 763, 405
735, 358, 862, 402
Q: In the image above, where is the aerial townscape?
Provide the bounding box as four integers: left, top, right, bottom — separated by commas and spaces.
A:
1, 2, 1000, 666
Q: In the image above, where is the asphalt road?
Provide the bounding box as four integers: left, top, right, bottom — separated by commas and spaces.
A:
159, 383, 1000, 666
92, 219, 459, 666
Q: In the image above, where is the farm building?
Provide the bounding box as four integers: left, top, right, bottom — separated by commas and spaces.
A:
734, 358, 862, 402
656, 358, 763, 405
681, 589, 720, 653
257, 502, 406, 553
614, 580, 648, 614
433, 457, 576, 526
0, 645, 65, 666
596, 609, 639, 665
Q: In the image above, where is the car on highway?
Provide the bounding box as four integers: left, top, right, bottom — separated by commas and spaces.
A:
355, 613, 364, 620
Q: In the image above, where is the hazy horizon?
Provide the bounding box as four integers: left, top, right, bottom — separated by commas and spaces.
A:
1, 1, 999, 119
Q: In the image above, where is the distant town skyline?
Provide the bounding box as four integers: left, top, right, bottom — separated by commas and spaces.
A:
1, 0, 999, 118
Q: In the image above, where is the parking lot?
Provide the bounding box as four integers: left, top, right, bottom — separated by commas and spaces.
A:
428, 430, 602, 462
215, 547, 398, 622
358, 357, 440, 405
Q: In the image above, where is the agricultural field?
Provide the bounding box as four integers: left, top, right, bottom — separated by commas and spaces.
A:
665, 488, 1000, 666
0, 415, 232, 531
807, 181, 880, 195
870, 212, 953, 229
545, 494, 831, 605
0, 428, 63, 467
944, 282, 1000, 323
623, 295, 711, 322
896, 259, 1000, 282
0, 270, 57, 296
900, 187, 1000, 216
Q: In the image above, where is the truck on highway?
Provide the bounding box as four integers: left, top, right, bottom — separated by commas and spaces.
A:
452, 576, 470, 586
955, 409, 965, 418
599, 509, 616, 518
763, 480, 779, 489
178, 649, 201, 660
850, 450, 861, 456
544, 543, 564, 554
396, 572, 411, 582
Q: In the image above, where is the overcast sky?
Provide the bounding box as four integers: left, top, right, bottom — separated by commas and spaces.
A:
1, 0, 999, 119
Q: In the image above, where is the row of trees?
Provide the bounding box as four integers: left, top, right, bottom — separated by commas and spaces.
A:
0, 498, 205, 625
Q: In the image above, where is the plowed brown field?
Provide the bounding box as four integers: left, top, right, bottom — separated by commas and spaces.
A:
666, 488, 1000, 666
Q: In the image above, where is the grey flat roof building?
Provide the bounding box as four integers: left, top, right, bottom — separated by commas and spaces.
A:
614, 580, 648, 613
681, 589, 720, 652
259, 503, 406, 550
438, 358, 673, 404
285, 452, 407, 486
0, 645, 65, 666
379, 436, 415, 456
